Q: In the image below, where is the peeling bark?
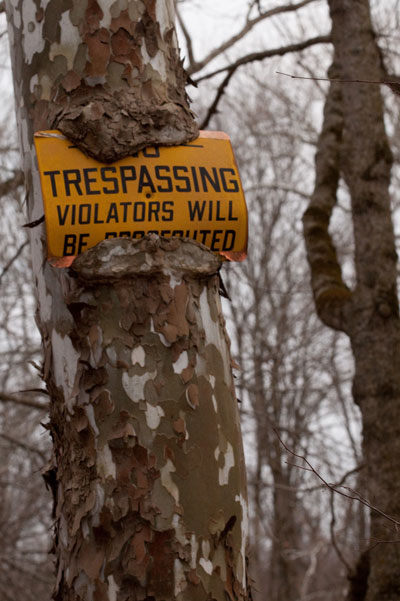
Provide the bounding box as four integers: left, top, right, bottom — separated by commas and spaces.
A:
303, 1, 400, 599
6, 2, 248, 599
6, 0, 198, 163
46, 236, 248, 600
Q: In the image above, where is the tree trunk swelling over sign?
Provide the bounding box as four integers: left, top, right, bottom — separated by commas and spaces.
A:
303, 0, 400, 599
6, 0, 198, 163
5, 1, 248, 600
50, 236, 248, 600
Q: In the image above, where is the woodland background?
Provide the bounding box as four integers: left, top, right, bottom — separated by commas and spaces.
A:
1, 1, 399, 600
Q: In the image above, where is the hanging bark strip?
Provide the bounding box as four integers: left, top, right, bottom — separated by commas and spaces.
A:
303, 1, 400, 599
6, 0, 198, 163
45, 236, 248, 600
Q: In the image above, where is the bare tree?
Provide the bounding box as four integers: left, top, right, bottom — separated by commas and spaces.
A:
303, 0, 400, 599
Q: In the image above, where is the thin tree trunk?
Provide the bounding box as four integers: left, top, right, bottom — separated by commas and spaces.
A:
303, 0, 400, 599
5, 1, 249, 599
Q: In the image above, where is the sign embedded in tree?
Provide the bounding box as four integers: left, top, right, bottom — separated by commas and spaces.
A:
34, 130, 248, 264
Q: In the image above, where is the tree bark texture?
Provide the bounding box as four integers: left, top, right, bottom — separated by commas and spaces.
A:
46, 236, 248, 601
6, 2, 248, 600
6, 0, 198, 163
303, 1, 400, 599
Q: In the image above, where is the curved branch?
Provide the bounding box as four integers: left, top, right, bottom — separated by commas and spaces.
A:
302, 75, 352, 332
176, 6, 195, 68
187, 0, 321, 76
195, 34, 331, 84
0, 392, 49, 411
198, 34, 331, 131
200, 70, 235, 129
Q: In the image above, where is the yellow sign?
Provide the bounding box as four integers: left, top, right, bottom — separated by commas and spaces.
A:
34, 131, 248, 264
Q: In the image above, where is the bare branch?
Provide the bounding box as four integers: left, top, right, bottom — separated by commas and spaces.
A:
198, 35, 331, 127
277, 70, 400, 92
187, 0, 320, 76
0, 240, 29, 286
176, 6, 195, 68
200, 70, 234, 129
0, 392, 49, 411
275, 428, 400, 529
195, 34, 331, 84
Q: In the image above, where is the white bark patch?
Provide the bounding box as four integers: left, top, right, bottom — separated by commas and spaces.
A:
141, 44, 167, 82
150, 318, 171, 347
89, 325, 103, 366
96, 0, 113, 28
156, 0, 178, 44
169, 273, 182, 289
85, 404, 99, 436
81, 517, 90, 539
235, 493, 249, 590
91, 483, 105, 527
173, 351, 189, 374
97, 444, 116, 479
107, 575, 119, 601
174, 558, 187, 596
22, 0, 47, 62
199, 539, 213, 575
190, 533, 199, 569
212, 394, 218, 413
160, 458, 179, 504
199, 288, 231, 385
131, 346, 146, 367
48, 11, 82, 70
173, 514, 199, 571
29, 73, 38, 94
122, 369, 157, 401
106, 346, 117, 366
145, 403, 164, 430
9, 1, 22, 29
215, 441, 235, 486
51, 330, 80, 399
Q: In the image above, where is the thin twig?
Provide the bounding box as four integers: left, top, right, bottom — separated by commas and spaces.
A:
274, 428, 400, 528
276, 70, 400, 87
0, 240, 29, 286
187, 0, 320, 76
0, 392, 49, 411
198, 35, 331, 126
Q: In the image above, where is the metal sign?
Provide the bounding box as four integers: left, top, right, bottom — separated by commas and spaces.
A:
34, 130, 248, 264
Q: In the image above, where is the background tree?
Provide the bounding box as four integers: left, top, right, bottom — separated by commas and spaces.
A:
303, 0, 400, 599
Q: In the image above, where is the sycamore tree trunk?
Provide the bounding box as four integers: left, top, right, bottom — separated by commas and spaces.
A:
5, 1, 249, 600
303, 0, 400, 599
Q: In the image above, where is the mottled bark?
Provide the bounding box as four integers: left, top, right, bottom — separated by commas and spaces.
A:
46, 236, 248, 600
303, 1, 400, 599
6, 0, 198, 163
6, 2, 248, 599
